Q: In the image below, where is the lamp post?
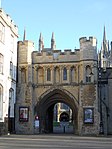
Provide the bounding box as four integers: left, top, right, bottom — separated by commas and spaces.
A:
98, 68, 104, 134
90, 64, 104, 134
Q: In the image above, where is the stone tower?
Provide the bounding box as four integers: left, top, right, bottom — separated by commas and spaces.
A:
78, 37, 99, 135
15, 36, 35, 134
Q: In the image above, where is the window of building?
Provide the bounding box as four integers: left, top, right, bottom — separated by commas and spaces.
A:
63, 67, 67, 80
0, 84, 3, 119
0, 54, 3, 74
9, 88, 14, 105
0, 22, 5, 43
47, 68, 51, 81
86, 65, 91, 83
10, 61, 13, 78
10, 35, 14, 52
13, 65, 16, 80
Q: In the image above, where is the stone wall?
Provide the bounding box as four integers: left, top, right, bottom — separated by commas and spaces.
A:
0, 118, 8, 135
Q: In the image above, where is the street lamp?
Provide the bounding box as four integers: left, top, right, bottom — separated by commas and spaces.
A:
98, 68, 104, 134
90, 65, 104, 134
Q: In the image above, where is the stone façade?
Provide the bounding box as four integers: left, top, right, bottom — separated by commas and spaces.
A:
15, 36, 100, 135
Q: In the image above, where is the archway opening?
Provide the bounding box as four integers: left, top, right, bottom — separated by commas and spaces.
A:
53, 103, 73, 134
35, 89, 78, 134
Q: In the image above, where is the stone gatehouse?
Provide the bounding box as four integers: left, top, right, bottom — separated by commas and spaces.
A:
15, 35, 99, 135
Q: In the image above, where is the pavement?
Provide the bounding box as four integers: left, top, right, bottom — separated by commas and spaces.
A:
0, 134, 112, 149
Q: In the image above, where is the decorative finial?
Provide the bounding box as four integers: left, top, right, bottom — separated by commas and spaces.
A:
23, 27, 26, 41
51, 32, 56, 50
103, 25, 106, 42
51, 32, 55, 41
39, 32, 42, 41
39, 33, 44, 52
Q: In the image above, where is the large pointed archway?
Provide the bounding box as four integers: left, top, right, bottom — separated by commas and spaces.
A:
35, 88, 79, 134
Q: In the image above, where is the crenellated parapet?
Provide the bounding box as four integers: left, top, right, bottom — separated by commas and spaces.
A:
32, 35, 97, 63
79, 36, 97, 46
17, 34, 97, 64
79, 36, 97, 61
17, 40, 34, 64
32, 49, 80, 64
0, 8, 18, 36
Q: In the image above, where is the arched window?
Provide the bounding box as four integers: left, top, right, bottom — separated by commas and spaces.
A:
86, 65, 91, 83
63, 67, 67, 80
54, 67, 60, 83
0, 84, 3, 119
9, 88, 14, 118
47, 68, 51, 81
10, 61, 13, 78
9, 88, 14, 105
0, 54, 3, 74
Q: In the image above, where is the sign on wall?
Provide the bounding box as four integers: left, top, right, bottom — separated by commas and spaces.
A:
83, 108, 94, 124
19, 107, 29, 122
35, 120, 39, 128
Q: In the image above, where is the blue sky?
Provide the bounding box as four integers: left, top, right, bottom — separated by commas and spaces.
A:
2, 0, 112, 51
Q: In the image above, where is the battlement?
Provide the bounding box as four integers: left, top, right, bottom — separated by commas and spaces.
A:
17, 35, 97, 64
32, 48, 80, 63
17, 40, 35, 64
18, 40, 34, 47
0, 8, 18, 36
79, 36, 97, 46
79, 37, 97, 60
33, 48, 80, 56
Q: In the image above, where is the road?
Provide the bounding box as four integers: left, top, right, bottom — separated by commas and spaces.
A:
0, 134, 112, 149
